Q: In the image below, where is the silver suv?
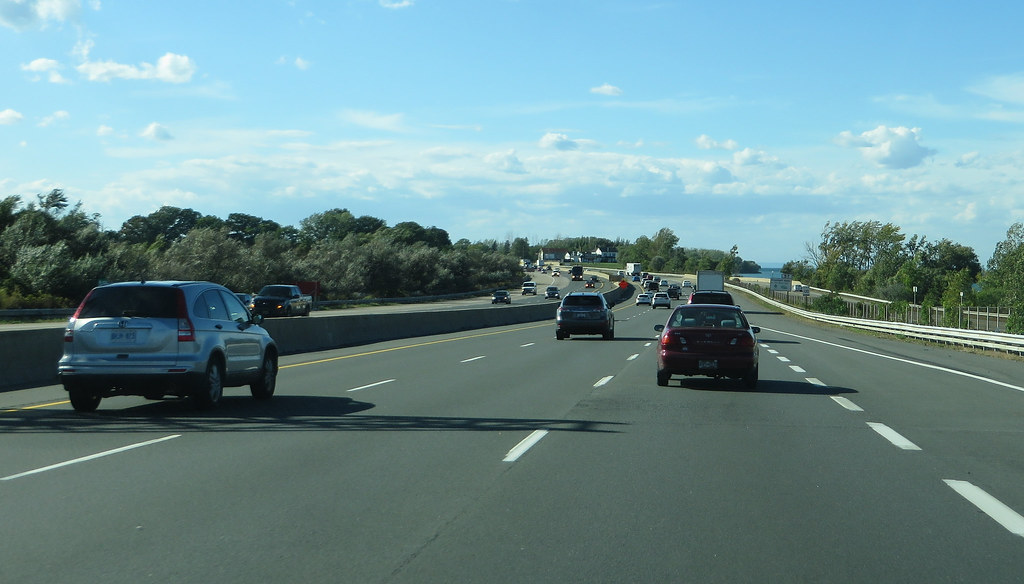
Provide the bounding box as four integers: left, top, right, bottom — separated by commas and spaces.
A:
58, 281, 279, 412
555, 292, 615, 340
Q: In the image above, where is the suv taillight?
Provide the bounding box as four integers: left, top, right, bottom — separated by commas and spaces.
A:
64, 290, 94, 342
176, 290, 195, 342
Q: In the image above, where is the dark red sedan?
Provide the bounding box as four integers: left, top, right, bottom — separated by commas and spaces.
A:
654, 304, 760, 388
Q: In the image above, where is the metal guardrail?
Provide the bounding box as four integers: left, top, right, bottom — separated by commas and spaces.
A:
729, 283, 1024, 356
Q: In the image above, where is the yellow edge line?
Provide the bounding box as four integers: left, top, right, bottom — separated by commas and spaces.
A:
3, 399, 70, 413
280, 322, 549, 369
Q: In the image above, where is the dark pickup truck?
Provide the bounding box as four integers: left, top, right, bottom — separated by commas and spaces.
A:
251, 284, 312, 317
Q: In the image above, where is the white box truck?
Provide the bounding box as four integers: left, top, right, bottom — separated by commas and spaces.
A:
695, 270, 725, 291
625, 263, 642, 275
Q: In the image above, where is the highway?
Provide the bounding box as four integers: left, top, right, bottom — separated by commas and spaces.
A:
2, 282, 1024, 583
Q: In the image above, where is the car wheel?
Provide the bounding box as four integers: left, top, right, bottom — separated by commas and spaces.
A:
743, 365, 759, 389
193, 359, 224, 409
285, 306, 293, 317
556, 330, 565, 340
657, 370, 670, 387
68, 385, 101, 412
603, 327, 614, 340
250, 352, 278, 399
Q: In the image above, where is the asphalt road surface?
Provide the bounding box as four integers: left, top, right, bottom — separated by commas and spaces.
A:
3, 290, 1023, 583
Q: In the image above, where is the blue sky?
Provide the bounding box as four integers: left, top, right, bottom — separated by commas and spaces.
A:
2, 0, 1024, 265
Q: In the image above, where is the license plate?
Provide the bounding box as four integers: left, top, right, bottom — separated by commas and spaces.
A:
109, 330, 138, 344
698, 359, 717, 370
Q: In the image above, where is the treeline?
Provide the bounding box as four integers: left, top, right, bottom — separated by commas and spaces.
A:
0, 190, 521, 307
511, 228, 762, 275
780, 220, 1024, 332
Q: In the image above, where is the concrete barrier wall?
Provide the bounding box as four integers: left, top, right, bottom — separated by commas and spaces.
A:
0, 287, 630, 392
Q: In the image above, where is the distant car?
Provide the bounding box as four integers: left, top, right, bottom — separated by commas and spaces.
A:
57, 280, 279, 412
521, 282, 538, 295
235, 292, 254, 308
632, 275, 641, 282
491, 289, 511, 304
682, 280, 693, 288
688, 290, 736, 305
652, 292, 671, 309
636, 293, 651, 306
585, 280, 595, 288
556, 292, 615, 340
654, 304, 760, 388
545, 286, 561, 299
552, 270, 560, 277
666, 284, 682, 299
793, 284, 807, 293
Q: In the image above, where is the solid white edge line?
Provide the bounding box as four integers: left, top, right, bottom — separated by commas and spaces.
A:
944, 479, 1024, 537
503, 429, 549, 462
2, 434, 181, 481
830, 395, 864, 412
347, 379, 396, 392
760, 326, 1024, 394
594, 376, 614, 387
866, 422, 922, 450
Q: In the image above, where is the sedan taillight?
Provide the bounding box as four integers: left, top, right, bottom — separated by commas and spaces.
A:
661, 331, 685, 349
731, 333, 756, 348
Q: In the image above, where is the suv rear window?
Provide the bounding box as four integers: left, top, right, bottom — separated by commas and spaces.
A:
78, 286, 179, 318
563, 295, 603, 307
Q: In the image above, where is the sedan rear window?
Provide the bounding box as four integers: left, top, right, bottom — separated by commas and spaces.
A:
670, 308, 748, 329
78, 286, 178, 318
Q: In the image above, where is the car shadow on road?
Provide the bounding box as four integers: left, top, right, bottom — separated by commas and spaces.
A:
0, 395, 627, 435
664, 378, 857, 396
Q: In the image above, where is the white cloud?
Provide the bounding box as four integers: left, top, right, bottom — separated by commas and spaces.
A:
969, 73, 1024, 105
695, 134, 738, 151
140, 122, 173, 141
956, 152, 980, 168
340, 109, 407, 132
21, 57, 69, 83
732, 147, 777, 166
38, 110, 70, 126
590, 83, 623, 96
294, 57, 310, 70
0, 0, 81, 30
836, 125, 936, 169
379, 0, 413, 8
484, 149, 526, 174
539, 132, 580, 151
75, 43, 197, 83
96, 124, 113, 136
0, 109, 25, 125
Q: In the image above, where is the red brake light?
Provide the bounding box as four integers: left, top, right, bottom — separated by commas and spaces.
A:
732, 333, 755, 348
176, 290, 195, 342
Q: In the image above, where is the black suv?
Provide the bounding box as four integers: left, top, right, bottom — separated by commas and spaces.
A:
687, 290, 736, 305
555, 292, 615, 340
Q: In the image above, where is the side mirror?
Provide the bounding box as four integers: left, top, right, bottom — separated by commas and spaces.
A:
751, 326, 760, 333
654, 324, 665, 332
253, 314, 265, 326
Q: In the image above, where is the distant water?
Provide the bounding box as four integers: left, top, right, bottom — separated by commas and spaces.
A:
741, 265, 785, 278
